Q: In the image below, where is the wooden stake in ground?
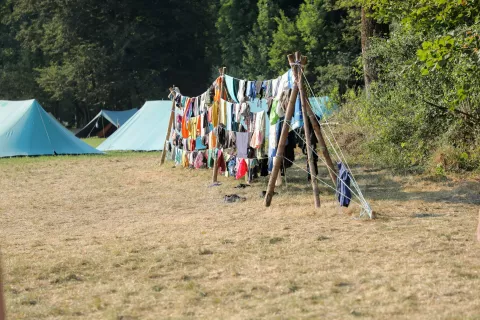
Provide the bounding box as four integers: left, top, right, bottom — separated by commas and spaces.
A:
0, 257, 5, 320
160, 87, 177, 165
264, 52, 301, 207
212, 67, 226, 183
298, 55, 320, 208
477, 208, 480, 242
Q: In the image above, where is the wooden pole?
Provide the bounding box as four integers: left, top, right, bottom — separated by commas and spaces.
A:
298, 55, 320, 208
160, 87, 176, 165
0, 258, 4, 320
264, 52, 301, 207
212, 67, 226, 182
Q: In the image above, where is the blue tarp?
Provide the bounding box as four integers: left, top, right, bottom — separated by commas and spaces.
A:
308, 96, 336, 119
0, 99, 102, 157
248, 97, 336, 119
98, 101, 172, 152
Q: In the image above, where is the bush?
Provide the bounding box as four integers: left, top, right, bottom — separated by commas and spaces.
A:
336, 26, 480, 172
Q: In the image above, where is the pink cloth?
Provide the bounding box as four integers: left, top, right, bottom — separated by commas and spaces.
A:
194, 152, 204, 169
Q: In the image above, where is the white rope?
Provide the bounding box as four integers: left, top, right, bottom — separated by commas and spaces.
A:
300, 71, 372, 218
302, 78, 372, 217
282, 119, 366, 206
274, 111, 371, 216
86, 119, 98, 138
282, 157, 365, 209
279, 117, 370, 216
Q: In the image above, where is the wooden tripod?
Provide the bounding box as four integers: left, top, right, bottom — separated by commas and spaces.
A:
264, 52, 337, 208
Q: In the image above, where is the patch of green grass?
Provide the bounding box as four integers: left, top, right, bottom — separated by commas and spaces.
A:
0, 150, 160, 167
82, 137, 106, 148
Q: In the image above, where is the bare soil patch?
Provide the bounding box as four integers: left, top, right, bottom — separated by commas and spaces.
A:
0, 153, 479, 319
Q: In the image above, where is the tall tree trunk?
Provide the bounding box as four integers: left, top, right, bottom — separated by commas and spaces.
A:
361, 7, 389, 95
74, 101, 89, 128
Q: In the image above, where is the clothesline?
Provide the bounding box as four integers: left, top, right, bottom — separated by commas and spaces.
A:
167, 68, 300, 185
173, 69, 292, 103
165, 63, 371, 218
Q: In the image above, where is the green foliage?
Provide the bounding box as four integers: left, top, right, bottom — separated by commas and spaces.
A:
269, 11, 303, 74
0, 0, 479, 171
296, 1, 360, 93
1, 0, 219, 126
268, 0, 360, 96
217, 0, 258, 77
242, 0, 280, 79
344, 26, 480, 170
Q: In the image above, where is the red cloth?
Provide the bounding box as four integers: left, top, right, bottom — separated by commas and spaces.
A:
217, 150, 226, 174
236, 158, 248, 180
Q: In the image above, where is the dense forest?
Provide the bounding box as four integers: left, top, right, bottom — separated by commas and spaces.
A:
1, 0, 479, 171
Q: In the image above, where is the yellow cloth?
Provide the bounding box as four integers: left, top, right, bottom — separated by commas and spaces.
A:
219, 100, 228, 125
212, 101, 219, 127
189, 117, 197, 139
209, 131, 217, 149
182, 150, 189, 168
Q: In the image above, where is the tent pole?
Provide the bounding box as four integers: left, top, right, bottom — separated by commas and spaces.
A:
212, 67, 226, 183
264, 52, 301, 207
160, 87, 176, 165
298, 55, 320, 208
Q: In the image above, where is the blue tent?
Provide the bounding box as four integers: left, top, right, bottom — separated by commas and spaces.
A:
75, 108, 138, 138
0, 99, 103, 157
98, 101, 171, 152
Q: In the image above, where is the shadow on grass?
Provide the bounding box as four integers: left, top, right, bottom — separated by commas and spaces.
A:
281, 160, 480, 206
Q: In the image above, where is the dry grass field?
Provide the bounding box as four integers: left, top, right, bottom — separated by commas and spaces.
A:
0, 152, 479, 319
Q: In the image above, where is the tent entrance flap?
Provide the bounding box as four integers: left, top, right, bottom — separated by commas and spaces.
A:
75, 109, 138, 138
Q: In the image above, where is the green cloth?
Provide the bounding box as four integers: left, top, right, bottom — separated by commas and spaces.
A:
269, 100, 280, 125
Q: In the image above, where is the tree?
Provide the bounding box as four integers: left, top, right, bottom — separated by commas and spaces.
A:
242, 0, 280, 79
216, 0, 258, 77
297, 0, 361, 94
7, 0, 219, 126
0, 2, 43, 102
360, 7, 389, 93
269, 11, 303, 74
